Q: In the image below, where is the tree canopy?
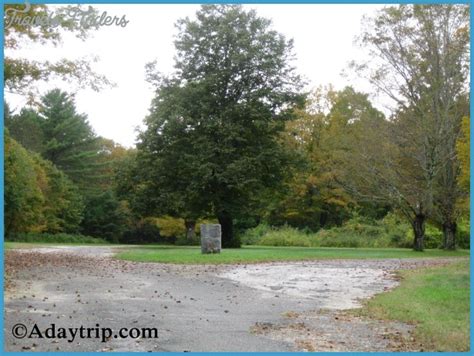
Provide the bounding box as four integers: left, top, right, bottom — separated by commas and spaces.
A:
4, 3, 112, 100
346, 4, 470, 250
136, 5, 305, 247
5, 130, 84, 236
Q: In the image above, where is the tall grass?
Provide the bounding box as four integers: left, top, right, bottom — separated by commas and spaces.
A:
241, 214, 470, 249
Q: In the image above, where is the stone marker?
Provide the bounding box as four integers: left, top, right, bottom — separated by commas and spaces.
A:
200, 224, 221, 254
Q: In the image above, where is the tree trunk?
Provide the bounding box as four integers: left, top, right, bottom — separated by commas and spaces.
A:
319, 211, 328, 228
217, 211, 240, 248
184, 219, 196, 241
412, 214, 425, 251
442, 221, 457, 250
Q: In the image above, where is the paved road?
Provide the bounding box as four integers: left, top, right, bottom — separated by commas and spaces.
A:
4, 246, 462, 352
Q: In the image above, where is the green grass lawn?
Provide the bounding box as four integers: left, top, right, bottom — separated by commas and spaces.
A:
114, 245, 469, 264
354, 259, 470, 351
5, 243, 468, 263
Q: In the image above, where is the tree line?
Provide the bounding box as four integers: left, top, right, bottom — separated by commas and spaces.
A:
4, 90, 132, 241
4, 4, 470, 250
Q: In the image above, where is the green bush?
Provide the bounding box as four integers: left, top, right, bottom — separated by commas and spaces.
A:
6, 232, 108, 244
153, 216, 217, 240
259, 226, 312, 247
120, 219, 168, 244
254, 222, 386, 248
382, 212, 412, 248
425, 224, 444, 249
241, 213, 469, 250
456, 219, 470, 249
156, 217, 219, 245
313, 224, 390, 248
312, 229, 360, 248
405, 223, 443, 249
309, 214, 393, 248
154, 216, 186, 238
242, 217, 395, 248
240, 223, 271, 245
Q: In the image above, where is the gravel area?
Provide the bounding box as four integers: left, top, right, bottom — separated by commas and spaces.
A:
4, 246, 464, 352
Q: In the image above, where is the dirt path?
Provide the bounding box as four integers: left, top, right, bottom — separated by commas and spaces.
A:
4, 246, 462, 352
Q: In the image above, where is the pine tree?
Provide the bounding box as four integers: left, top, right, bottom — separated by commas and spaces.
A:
38, 89, 103, 194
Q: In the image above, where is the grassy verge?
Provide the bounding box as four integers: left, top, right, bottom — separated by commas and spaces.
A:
114, 245, 469, 264
353, 259, 470, 351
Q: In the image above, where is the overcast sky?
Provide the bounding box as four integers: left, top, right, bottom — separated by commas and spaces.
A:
5, 4, 386, 147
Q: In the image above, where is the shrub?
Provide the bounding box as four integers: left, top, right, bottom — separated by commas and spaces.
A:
312, 226, 390, 248
382, 212, 412, 248
238, 213, 469, 250
424, 224, 444, 249
154, 216, 186, 238
153, 216, 218, 240
244, 214, 411, 248
313, 229, 361, 248
259, 226, 312, 247
120, 218, 167, 244
456, 219, 470, 249
6, 232, 107, 244
311, 216, 391, 248
240, 223, 271, 245
405, 223, 443, 249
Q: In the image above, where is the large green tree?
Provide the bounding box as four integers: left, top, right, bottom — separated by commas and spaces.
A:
33, 156, 84, 233
4, 130, 84, 235
36, 89, 103, 194
6, 103, 129, 197
350, 4, 469, 250
270, 87, 380, 230
137, 5, 304, 247
81, 190, 128, 243
4, 131, 44, 235
5, 106, 44, 153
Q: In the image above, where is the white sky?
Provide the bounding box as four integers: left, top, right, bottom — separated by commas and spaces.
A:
5, 4, 386, 147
